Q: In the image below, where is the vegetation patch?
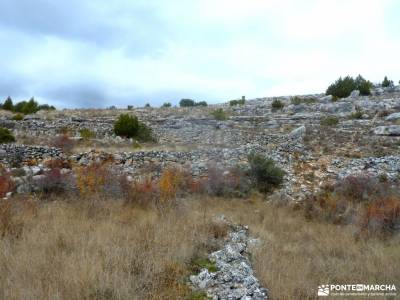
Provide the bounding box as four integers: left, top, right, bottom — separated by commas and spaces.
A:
114, 114, 154, 142
1, 97, 55, 114
179, 99, 208, 107
326, 75, 373, 98
320, 115, 339, 126
290, 96, 316, 105
190, 257, 218, 274
382, 76, 394, 88
79, 128, 95, 141
271, 99, 284, 111
248, 153, 285, 193
210, 108, 228, 121
229, 98, 246, 106
12, 114, 24, 121
0, 127, 15, 143
304, 175, 400, 238
350, 111, 363, 119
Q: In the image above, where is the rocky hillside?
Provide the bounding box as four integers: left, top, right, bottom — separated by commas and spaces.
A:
1, 85, 399, 201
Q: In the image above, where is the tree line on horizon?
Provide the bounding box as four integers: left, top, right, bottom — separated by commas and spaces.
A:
1, 97, 55, 114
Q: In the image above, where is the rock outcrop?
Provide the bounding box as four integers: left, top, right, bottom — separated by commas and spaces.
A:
190, 216, 268, 299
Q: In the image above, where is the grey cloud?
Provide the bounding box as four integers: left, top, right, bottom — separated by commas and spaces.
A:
0, 0, 171, 55
0, 74, 32, 101
41, 84, 110, 108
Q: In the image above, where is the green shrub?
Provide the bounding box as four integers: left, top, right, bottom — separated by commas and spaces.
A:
179, 99, 207, 107
290, 96, 316, 105
320, 116, 339, 126
210, 108, 228, 121
114, 114, 153, 141
248, 153, 285, 193
326, 75, 372, 98
179, 99, 195, 107
382, 76, 394, 88
326, 76, 354, 98
0, 127, 15, 143
12, 114, 24, 121
79, 128, 95, 140
145, 103, 151, 108
271, 99, 284, 110
290, 96, 302, 105
229, 99, 246, 106
162, 102, 172, 108
195, 101, 208, 107
350, 111, 363, 119
37, 104, 56, 111
357, 81, 372, 96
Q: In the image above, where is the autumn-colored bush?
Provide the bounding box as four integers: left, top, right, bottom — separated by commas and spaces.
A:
304, 174, 400, 237
159, 168, 185, 202
75, 163, 111, 198
44, 158, 71, 169
125, 177, 159, 208
0, 170, 14, 197
304, 191, 356, 225
360, 197, 400, 237
333, 174, 391, 203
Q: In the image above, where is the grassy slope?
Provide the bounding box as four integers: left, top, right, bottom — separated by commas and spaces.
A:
0, 197, 399, 299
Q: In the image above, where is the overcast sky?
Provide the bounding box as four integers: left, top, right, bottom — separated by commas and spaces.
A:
0, 0, 399, 108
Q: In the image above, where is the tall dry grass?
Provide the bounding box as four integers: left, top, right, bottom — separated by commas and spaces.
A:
0, 198, 224, 300
0, 196, 398, 299
198, 197, 400, 300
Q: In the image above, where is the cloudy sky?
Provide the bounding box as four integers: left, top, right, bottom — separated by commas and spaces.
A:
0, 0, 399, 108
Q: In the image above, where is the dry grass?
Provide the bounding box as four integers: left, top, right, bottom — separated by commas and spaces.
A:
0, 198, 225, 300
202, 198, 400, 300
0, 196, 398, 300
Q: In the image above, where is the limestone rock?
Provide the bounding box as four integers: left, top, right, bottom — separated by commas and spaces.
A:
385, 112, 400, 122
289, 125, 306, 139
373, 125, 400, 136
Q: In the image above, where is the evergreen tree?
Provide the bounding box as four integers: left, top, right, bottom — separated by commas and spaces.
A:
2, 97, 13, 111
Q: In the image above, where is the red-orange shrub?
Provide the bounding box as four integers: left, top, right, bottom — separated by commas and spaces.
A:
44, 159, 71, 169
0, 170, 14, 198
127, 177, 158, 207
75, 163, 110, 198
159, 169, 184, 202
360, 198, 400, 237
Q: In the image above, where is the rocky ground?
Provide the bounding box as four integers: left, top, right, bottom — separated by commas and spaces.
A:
190, 215, 268, 299
1, 85, 399, 201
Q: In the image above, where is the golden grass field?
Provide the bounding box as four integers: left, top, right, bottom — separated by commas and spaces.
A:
0, 196, 398, 300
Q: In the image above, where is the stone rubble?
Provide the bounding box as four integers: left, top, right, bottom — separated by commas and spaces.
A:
0, 86, 399, 200
190, 216, 268, 300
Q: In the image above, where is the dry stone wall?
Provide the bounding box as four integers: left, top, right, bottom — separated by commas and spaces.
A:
0, 86, 400, 201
